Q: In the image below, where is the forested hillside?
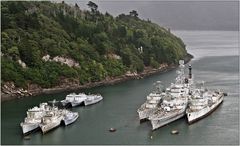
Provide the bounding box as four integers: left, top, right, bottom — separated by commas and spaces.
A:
1, 1, 187, 89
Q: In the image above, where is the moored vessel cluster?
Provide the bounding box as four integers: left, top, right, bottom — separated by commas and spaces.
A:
20, 93, 103, 135
137, 60, 226, 130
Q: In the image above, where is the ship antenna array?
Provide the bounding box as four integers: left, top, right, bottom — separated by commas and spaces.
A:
177, 60, 185, 84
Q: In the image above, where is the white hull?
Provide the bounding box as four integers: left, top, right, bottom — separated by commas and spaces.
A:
84, 96, 103, 106
187, 95, 223, 123
20, 122, 39, 134
71, 100, 84, 107
150, 112, 185, 130
63, 113, 79, 125
40, 117, 62, 134
137, 108, 155, 121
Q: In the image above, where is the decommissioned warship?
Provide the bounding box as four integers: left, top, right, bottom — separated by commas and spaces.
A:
147, 60, 192, 130
138, 59, 226, 130
20, 103, 50, 134
20, 101, 78, 135
137, 81, 165, 122
186, 83, 224, 124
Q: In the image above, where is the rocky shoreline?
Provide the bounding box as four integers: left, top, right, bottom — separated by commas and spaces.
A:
1, 54, 193, 102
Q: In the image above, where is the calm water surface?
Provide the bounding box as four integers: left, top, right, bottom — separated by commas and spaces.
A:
1, 31, 239, 145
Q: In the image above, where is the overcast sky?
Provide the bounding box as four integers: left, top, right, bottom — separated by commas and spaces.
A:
66, 0, 239, 30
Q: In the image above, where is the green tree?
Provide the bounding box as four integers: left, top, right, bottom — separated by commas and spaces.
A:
87, 1, 98, 13
129, 10, 138, 18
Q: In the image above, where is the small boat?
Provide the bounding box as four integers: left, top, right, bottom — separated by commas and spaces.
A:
62, 110, 79, 126
84, 94, 103, 106
109, 128, 116, 132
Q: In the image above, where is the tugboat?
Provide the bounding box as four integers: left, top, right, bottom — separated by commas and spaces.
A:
186, 83, 224, 124
137, 81, 165, 122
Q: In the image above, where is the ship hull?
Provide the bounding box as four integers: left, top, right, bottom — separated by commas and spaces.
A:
20, 122, 40, 135
61, 100, 70, 107
187, 95, 223, 124
40, 117, 62, 134
71, 101, 84, 107
137, 108, 155, 122
63, 113, 79, 126
150, 112, 185, 130
84, 96, 103, 106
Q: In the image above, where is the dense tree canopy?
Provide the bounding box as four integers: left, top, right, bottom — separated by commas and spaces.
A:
1, 1, 187, 88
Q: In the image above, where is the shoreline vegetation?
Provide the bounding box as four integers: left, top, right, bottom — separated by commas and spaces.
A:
1, 53, 193, 102
1, 1, 192, 102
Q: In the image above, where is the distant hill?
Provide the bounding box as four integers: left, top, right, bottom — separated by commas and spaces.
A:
1, 1, 188, 89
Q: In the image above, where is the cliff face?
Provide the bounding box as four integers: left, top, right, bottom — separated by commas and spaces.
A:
1, 1, 189, 99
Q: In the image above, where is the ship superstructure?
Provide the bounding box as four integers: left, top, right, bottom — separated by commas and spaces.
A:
137, 81, 165, 121
39, 106, 63, 134
186, 84, 224, 124
148, 92, 188, 130
61, 93, 87, 107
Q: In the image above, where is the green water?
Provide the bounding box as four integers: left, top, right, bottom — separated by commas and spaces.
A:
1, 31, 239, 145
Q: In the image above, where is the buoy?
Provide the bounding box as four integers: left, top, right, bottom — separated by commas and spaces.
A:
23, 136, 31, 140
109, 128, 116, 132
171, 129, 179, 135
150, 136, 153, 139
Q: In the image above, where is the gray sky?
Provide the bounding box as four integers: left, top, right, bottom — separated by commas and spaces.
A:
66, 0, 239, 30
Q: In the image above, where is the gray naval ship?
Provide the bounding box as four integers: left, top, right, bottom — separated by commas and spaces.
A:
186, 82, 224, 124
147, 60, 193, 130
137, 81, 165, 122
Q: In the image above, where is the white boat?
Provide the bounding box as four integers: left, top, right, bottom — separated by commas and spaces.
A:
84, 94, 103, 106
186, 88, 224, 124
61, 93, 87, 107
62, 110, 79, 125
20, 103, 50, 135
39, 107, 63, 134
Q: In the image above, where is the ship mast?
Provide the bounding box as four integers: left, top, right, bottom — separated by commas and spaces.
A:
188, 64, 192, 79
176, 60, 185, 84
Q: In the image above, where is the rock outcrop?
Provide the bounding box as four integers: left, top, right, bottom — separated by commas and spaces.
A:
42, 55, 80, 67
